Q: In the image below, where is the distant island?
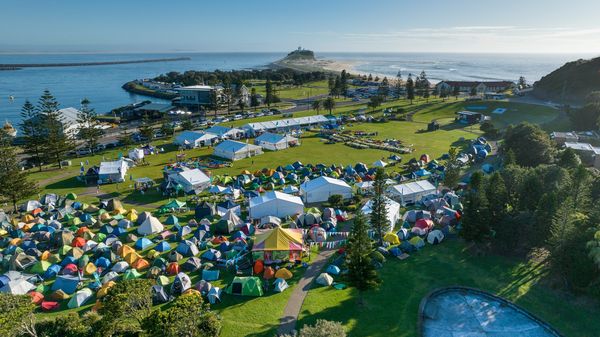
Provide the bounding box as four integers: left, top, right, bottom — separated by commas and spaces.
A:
271, 47, 354, 74
533, 56, 600, 103
0, 57, 191, 70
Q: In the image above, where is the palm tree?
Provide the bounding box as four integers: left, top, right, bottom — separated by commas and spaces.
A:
311, 100, 322, 115
323, 97, 336, 115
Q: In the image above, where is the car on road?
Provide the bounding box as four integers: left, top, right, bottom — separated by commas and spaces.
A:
76, 148, 92, 156
233, 114, 243, 120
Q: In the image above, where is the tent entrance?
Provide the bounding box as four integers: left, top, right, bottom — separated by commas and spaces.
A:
232, 282, 242, 295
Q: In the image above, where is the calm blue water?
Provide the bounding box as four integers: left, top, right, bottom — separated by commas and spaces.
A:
0, 52, 592, 126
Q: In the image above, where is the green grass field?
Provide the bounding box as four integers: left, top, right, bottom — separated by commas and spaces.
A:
297, 241, 600, 337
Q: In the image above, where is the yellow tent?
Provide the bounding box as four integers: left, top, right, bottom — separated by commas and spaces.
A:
21, 214, 34, 223
252, 227, 304, 252
119, 245, 136, 258
383, 233, 400, 245
97, 281, 116, 298
274, 268, 293, 280
124, 252, 141, 265
100, 212, 112, 221
126, 210, 138, 222
84, 262, 97, 275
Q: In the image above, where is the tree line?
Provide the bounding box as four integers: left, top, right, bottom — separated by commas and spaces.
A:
460, 122, 600, 294
154, 68, 328, 87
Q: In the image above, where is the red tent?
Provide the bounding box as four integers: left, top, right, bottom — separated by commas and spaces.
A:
415, 219, 434, 231
71, 237, 86, 247
41, 301, 60, 311
29, 291, 44, 305
166, 262, 180, 276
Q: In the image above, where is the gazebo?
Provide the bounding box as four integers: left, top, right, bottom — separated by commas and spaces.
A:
252, 227, 305, 262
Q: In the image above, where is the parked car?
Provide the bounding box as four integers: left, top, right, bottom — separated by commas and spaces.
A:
76, 148, 92, 156
233, 114, 243, 120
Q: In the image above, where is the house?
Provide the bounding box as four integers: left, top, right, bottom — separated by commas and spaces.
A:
361, 196, 401, 233
167, 167, 211, 194
435, 81, 514, 95
174, 131, 219, 148
388, 179, 437, 205
248, 191, 304, 219
456, 111, 484, 125
551, 131, 579, 145
174, 85, 222, 109
484, 92, 506, 100
242, 115, 330, 136
213, 140, 263, 161
564, 142, 600, 168
98, 159, 129, 183
25, 107, 82, 139
254, 132, 299, 151
133, 103, 175, 118
205, 125, 245, 140
299, 176, 353, 203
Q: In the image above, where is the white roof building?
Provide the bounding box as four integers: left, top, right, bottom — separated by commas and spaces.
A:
213, 140, 263, 161
388, 180, 437, 205
168, 168, 211, 194
98, 159, 129, 183
205, 125, 245, 140
174, 131, 219, 148
254, 132, 299, 151
249, 191, 305, 219
361, 196, 401, 233
242, 115, 330, 135
299, 176, 353, 203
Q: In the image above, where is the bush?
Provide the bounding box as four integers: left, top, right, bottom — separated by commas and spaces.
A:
480, 121, 499, 139
345, 205, 357, 212
328, 194, 343, 208
281, 320, 347, 337
370, 251, 386, 264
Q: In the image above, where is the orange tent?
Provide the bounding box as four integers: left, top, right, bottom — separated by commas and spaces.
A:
124, 252, 141, 265
97, 281, 116, 298
76, 226, 90, 236
166, 262, 180, 275
71, 237, 86, 248
263, 266, 275, 279
29, 291, 44, 305
253, 260, 264, 275
132, 258, 150, 271
119, 245, 136, 257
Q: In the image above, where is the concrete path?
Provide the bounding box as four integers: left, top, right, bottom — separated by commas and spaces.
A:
278, 249, 336, 336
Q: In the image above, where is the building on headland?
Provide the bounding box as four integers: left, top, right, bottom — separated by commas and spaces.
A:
435, 81, 515, 95
173, 85, 223, 109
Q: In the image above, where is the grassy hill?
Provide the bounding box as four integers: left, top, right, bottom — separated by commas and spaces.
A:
533, 56, 600, 103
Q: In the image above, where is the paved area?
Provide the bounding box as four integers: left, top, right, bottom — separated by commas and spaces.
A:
278, 249, 336, 336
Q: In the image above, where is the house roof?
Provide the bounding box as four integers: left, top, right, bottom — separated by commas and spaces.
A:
564, 142, 595, 152
389, 180, 436, 196
437, 81, 514, 88
255, 132, 297, 144
176, 85, 213, 91
134, 103, 174, 113
175, 131, 218, 144
300, 176, 351, 191
249, 191, 304, 208
214, 140, 261, 153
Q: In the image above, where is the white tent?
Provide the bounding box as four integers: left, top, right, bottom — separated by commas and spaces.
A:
299, 176, 353, 203
249, 191, 304, 219
67, 288, 93, 308
387, 180, 437, 205
213, 140, 263, 161
361, 196, 401, 233
209, 185, 227, 194
168, 168, 211, 194
98, 159, 128, 183
315, 272, 334, 286
373, 160, 387, 168
282, 185, 299, 194
207, 286, 222, 304
205, 125, 245, 140
255, 132, 299, 151
0, 273, 35, 295
137, 215, 164, 235
174, 131, 218, 148
128, 148, 145, 161
273, 278, 289, 293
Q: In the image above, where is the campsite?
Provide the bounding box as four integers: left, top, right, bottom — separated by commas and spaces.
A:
2, 91, 599, 337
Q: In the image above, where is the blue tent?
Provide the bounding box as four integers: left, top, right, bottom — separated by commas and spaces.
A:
79, 213, 92, 222
95, 257, 111, 269
0, 274, 10, 288
415, 169, 432, 177
165, 215, 179, 225
135, 237, 153, 250
60, 256, 78, 267
202, 269, 220, 281
326, 265, 341, 275
100, 225, 114, 234
112, 227, 127, 236
201, 249, 221, 261
42, 264, 61, 279
51, 275, 82, 294
155, 241, 171, 252
176, 240, 199, 257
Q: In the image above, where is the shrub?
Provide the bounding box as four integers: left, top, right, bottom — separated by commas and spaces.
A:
370, 251, 386, 264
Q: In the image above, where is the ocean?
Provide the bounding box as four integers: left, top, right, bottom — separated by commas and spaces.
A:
0, 52, 592, 126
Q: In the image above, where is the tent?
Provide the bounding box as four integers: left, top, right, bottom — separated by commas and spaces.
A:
202, 269, 220, 281
254, 132, 298, 151
361, 196, 401, 233
373, 160, 387, 168
427, 230, 445, 245
176, 240, 199, 257
299, 176, 353, 203
135, 237, 153, 250
174, 130, 218, 148
167, 168, 211, 194
274, 268, 293, 280
252, 227, 304, 261
216, 200, 241, 217
195, 202, 216, 219
326, 265, 341, 276
98, 160, 129, 183
388, 180, 437, 205
138, 216, 164, 235
273, 278, 289, 293
249, 191, 304, 219
383, 232, 400, 245
213, 140, 263, 161
0, 273, 35, 295
225, 276, 264, 297
171, 272, 192, 295
315, 273, 333, 286
67, 288, 93, 308
151, 285, 170, 304
51, 275, 82, 295
207, 286, 222, 304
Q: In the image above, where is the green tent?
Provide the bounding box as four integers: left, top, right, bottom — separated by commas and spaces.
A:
58, 245, 73, 256
123, 269, 142, 280
163, 199, 186, 210
65, 192, 77, 200
225, 276, 264, 297
30, 260, 51, 274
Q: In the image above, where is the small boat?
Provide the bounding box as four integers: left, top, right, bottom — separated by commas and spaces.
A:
8, 95, 14, 101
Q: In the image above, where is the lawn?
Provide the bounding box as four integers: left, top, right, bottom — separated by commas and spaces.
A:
297, 240, 600, 337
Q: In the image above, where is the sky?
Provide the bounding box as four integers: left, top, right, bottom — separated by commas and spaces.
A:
2, 0, 600, 54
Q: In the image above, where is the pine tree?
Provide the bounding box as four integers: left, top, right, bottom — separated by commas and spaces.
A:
405, 74, 415, 104
460, 187, 492, 243
485, 172, 508, 230
250, 87, 259, 111
323, 97, 336, 115
138, 114, 154, 145
395, 71, 403, 97
377, 77, 389, 99
346, 211, 380, 304
38, 90, 74, 169
453, 86, 460, 100
0, 130, 39, 212
340, 70, 349, 97
370, 168, 389, 246
209, 89, 219, 117
19, 100, 46, 171
265, 78, 274, 108
443, 147, 461, 189
311, 100, 322, 114
331, 76, 341, 97
77, 98, 104, 154
118, 128, 134, 147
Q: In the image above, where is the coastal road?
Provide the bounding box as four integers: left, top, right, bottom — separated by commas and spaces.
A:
284, 96, 369, 113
